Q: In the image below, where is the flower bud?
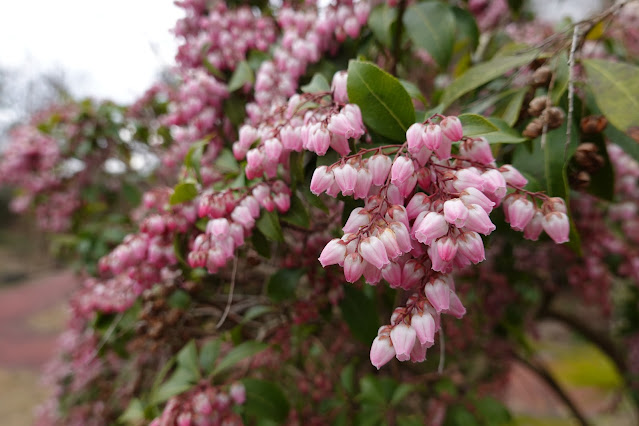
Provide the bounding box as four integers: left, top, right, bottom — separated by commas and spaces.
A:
359, 236, 390, 269
390, 323, 417, 362
319, 238, 347, 267
370, 335, 395, 369
367, 154, 392, 186
425, 278, 450, 313
542, 212, 570, 244
391, 156, 414, 185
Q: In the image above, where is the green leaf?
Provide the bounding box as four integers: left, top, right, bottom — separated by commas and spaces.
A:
452, 6, 479, 53
212, 341, 268, 376
185, 140, 208, 178
550, 53, 569, 104
301, 73, 330, 93
484, 117, 527, 144
583, 58, 639, 133
347, 60, 415, 141
241, 305, 274, 324
358, 376, 388, 404
400, 79, 428, 106
177, 340, 201, 382
280, 193, 310, 228
228, 60, 254, 92
170, 181, 198, 205
256, 210, 284, 242
339, 284, 379, 344
266, 268, 305, 302
440, 51, 539, 109
474, 396, 511, 425
458, 113, 499, 137
390, 383, 414, 406
119, 398, 145, 424
199, 339, 221, 375
444, 404, 480, 426
604, 123, 639, 163
340, 364, 355, 395
368, 4, 397, 47
251, 228, 271, 258
403, 1, 456, 68
121, 182, 142, 205
214, 148, 240, 174
494, 87, 527, 126
584, 134, 615, 201
242, 378, 290, 423
153, 368, 195, 404
167, 289, 191, 309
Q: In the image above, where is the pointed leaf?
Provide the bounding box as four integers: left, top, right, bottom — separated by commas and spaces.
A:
256, 210, 284, 242
403, 1, 456, 68
241, 378, 290, 423
228, 60, 254, 92
301, 73, 330, 93
368, 4, 397, 47
212, 341, 268, 376
347, 60, 415, 141
199, 339, 221, 375
267, 268, 305, 302
280, 193, 310, 229
170, 181, 198, 205
459, 113, 498, 137
339, 284, 379, 344
177, 340, 201, 381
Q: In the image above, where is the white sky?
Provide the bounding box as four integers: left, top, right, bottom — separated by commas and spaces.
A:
0, 0, 181, 104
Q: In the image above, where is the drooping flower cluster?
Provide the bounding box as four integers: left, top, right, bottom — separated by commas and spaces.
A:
315, 114, 569, 368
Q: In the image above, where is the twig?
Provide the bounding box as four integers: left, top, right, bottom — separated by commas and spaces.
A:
513, 352, 590, 426
565, 23, 581, 159
216, 253, 238, 328
438, 327, 445, 374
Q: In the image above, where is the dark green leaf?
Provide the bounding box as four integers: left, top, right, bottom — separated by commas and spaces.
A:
340, 364, 355, 395
167, 289, 191, 309
444, 404, 480, 426
604, 123, 639, 163
214, 148, 240, 174
403, 1, 456, 68
251, 228, 271, 258
368, 4, 397, 47
339, 284, 379, 344
358, 376, 388, 404
212, 341, 268, 376
583, 58, 639, 133
400, 79, 428, 106
474, 396, 511, 425
458, 113, 499, 136
199, 339, 221, 375
267, 268, 305, 301
153, 368, 195, 404
228, 60, 254, 92
584, 134, 615, 201
550, 53, 569, 104
241, 305, 274, 324
452, 6, 479, 53
242, 378, 290, 423
301, 73, 330, 93
494, 87, 527, 126
223, 94, 247, 127
484, 117, 527, 144
170, 181, 198, 205
390, 383, 414, 406
347, 60, 415, 141
280, 193, 310, 229
176, 340, 201, 381
256, 210, 284, 242
122, 182, 142, 205
440, 51, 539, 109
302, 188, 329, 213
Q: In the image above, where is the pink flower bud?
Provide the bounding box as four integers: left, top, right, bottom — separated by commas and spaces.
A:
443, 199, 469, 228
230, 383, 246, 405
440, 116, 463, 141
453, 169, 485, 192
280, 125, 302, 151
382, 261, 403, 288
363, 261, 383, 284
379, 227, 402, 259
447, 290, 466, 319
359, 236, 390, 269
330, 133, 351, 157
435, 135, 453, 160
319, 238, 347, 267
524, 211, 544, 241
406, 193, 430, 220
500, 164, 527, 188
436, 235, 458, 262
402, 260, 426, 289
482, 169, 507, 200
331, 71, 348, 104
391, 156, 414, 185
425, 278, 450, 313
343, 104, 365, 137
367, 154, 392, 186
542, 212, 570, 244
456, 231, 485, 264
410, 341, 428, 363
460, 137, 494, 164
327, 112, 357, 139
407, 123, 426, 154
545, 197, 567, 213
423, 124, 442, 150
238, 125, 258, 149
273, 193, 290, 213
370, 335, 395, 369
264, 138, 283, 161
428, 242, 451, 273
310, 166, 334, 195
463, 204, 496, 235
389, 221, 412, 253
354, 168, 373, 199
231, 206, 255, 229
411, 312, 436, 345
344, 253, 366, 283
460, 187, 495, 213
343, 207, 371, 233
207, 218, 230, 237
309, 125, 331, 156
390, 323, 417, 362
414, 212, 449, 245
508, 197, 535, 231
334, 163, 358, 195
385, 205, 410, 230
386, 184, 405, 205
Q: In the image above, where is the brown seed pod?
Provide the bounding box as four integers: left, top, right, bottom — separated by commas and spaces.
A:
574, 142, 605, 173
541, 106, 565, 129
523, 118, 544, 139
569, 170, 591, 190
580, 115, 607, 134
528, 96, 549, 117
532, 66, 553, 87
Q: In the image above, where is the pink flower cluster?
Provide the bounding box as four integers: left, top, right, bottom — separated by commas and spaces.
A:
150, 382, 246, 426
173, 1, 276, 71
314, 114, 569, 368
190, 181, 291, 273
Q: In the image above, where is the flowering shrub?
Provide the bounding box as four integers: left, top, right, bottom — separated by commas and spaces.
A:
2, 0, 639, 424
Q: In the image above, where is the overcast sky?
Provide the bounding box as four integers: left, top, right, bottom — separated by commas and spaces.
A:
0, 0, 181, 104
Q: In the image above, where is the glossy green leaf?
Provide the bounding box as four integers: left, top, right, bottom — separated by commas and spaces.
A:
301, 73, 331, 93
400, 79, 428, 106
452, 6, 479, 53
199, 339, 221, 375
176, 340, 201, 381
228, 60, 254, 92
494, 87, 527, 126
266, 268, 305, 301
153, 367, 196, 403
347, 60, 415, 141
170, 181, 198, 205
403, 1, 456, 68
440, 51, 539, 109
550, 53, 569, 104
368, 3, 397, 47
280, 193, 310, 229
458, 113, 498, 137
339, 284, 379, 344
212, 341, 268, 376
256, 210, 284, 242
241, 378, 290, 423
583, 58, 639, 133
484, 117, 527, 144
